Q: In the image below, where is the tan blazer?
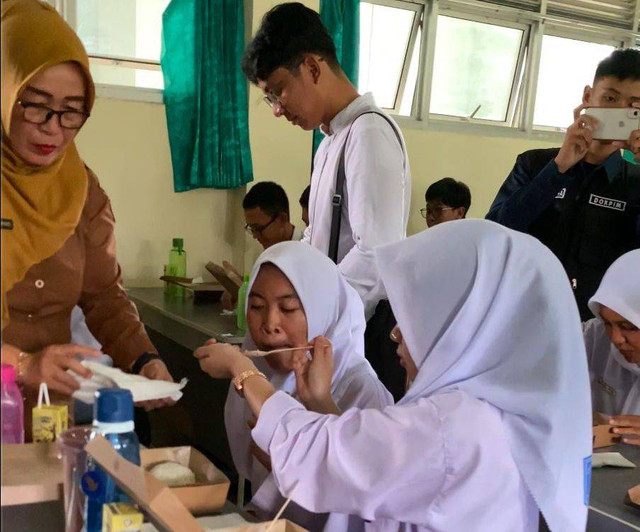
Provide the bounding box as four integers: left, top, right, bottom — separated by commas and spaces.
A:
3, 168, 156, 370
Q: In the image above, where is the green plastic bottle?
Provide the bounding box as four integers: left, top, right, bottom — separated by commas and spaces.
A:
236, 274, 250, 331
166, 238, 186, 298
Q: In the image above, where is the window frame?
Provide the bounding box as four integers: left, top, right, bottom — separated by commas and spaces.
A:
52, 0, 165, 101
362, 0, 640, 141
424, 10, 530, 125
359, 0, 424, 113
531, 30, 624, 132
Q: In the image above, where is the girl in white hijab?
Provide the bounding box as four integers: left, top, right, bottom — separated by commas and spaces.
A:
583, 249, 640, 443
200, 241, 391, 531
197, 220, 592, 532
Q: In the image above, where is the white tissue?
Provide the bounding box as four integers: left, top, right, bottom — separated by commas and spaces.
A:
70, 361, 187, 404
592, 452, 636, 469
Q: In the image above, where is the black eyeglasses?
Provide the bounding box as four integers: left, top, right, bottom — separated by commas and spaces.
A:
262, 58, 305, 110
17, 100, 90, 130
420, 205, 454, 220
263, 93, 283, 110
245, 214, 278, 236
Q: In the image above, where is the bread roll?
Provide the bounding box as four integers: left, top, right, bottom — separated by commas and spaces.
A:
149, 461, 196, 487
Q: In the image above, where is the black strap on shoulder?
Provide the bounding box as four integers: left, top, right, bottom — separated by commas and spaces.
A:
328, 111, 403, 263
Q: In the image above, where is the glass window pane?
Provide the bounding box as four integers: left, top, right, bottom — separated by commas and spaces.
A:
359, 3, 415, 109
430, 16, 523, 121
399, 28, 421, 116
534, 36, 615, 128
76, 0, 169, 60
76, 0, 169, 89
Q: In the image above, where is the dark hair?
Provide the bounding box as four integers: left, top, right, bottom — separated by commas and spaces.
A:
594, 48, 640, 83
242, 2, 339, 84
243, 181, 290, 217
299, 185, 311, 209
425, 178, 471, 213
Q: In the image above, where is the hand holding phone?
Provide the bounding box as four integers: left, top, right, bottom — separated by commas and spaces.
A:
583, 107, 640, 141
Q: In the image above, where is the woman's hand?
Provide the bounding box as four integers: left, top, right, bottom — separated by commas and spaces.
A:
20, 344, 100, 395
294, 336, 340, 414
194, 338, 254, 380
137, 359, 177, 412
610, 415, 640, 445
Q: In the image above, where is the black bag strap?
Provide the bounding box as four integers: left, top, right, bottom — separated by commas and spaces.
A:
328, 111, 404, 263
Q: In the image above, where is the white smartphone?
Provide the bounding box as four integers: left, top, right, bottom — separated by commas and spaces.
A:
583, 107, 640, 140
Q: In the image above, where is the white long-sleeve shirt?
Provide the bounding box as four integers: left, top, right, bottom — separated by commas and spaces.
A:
253, 390, 538, 532
302, 93, 411, 319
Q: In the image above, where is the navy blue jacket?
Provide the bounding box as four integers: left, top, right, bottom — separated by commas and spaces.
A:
487, 149, 640, 320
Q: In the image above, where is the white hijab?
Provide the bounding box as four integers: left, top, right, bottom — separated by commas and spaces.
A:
588, 249, 640, 414
225, 241, 371, 485
375, 219, 592, 532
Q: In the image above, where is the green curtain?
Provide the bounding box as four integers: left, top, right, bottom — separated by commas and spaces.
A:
623, 149, 638, 165
161, 0, 253, 192
312, 0, 360, 156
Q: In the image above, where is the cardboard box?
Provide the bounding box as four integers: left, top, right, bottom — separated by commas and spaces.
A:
86, 436, 309, 532
140, 447, 230, 516
86, 436, 204, 532
593, 413, 621, 449
1, 442, 63, 506
626, 484, 640, 510
215, 521, 308, 532
103, 503, 144, 531
142, 517, 309, 532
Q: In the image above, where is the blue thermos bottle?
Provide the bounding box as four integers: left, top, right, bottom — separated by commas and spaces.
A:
83, 388, 141, 532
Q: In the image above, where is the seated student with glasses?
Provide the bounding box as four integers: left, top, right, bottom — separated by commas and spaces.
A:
221, 181, 307, 311
421, 177, 472, 228
1, 0, 176, 438
243, 181, 305, 249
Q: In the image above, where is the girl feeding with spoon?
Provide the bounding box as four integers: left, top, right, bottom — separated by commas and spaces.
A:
195, 241, 391, 531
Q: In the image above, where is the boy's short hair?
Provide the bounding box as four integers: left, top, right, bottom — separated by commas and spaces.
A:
594, 48, 640, 83
425, 178, 471, 212
299, 185, 311, 209
242, 2, 340, 84
243, 181, 290, 217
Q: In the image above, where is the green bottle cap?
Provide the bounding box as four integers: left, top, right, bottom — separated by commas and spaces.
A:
172, 238, 183, 249
243, 274, 250, 282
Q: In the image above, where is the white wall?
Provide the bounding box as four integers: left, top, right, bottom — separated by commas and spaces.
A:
76, 97, 246, 286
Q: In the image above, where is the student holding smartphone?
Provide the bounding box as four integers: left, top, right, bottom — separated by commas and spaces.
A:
487, 48, 640, 320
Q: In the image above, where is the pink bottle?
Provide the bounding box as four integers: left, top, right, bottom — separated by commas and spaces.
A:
1, 364, 24, 444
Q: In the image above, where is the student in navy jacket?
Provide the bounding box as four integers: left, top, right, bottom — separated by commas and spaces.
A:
487, 49, 640, 320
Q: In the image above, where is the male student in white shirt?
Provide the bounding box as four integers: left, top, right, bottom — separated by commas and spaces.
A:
242, 2, 411, 400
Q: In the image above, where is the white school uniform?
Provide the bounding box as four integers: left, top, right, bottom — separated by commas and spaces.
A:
302, 93, 411, 319
225, 242, 392, 531
253, 220, 592, 532
583, 319, 640, 415
586, 249, 640, 416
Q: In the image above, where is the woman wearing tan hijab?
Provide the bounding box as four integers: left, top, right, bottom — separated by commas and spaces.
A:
1, 0, 174, 411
